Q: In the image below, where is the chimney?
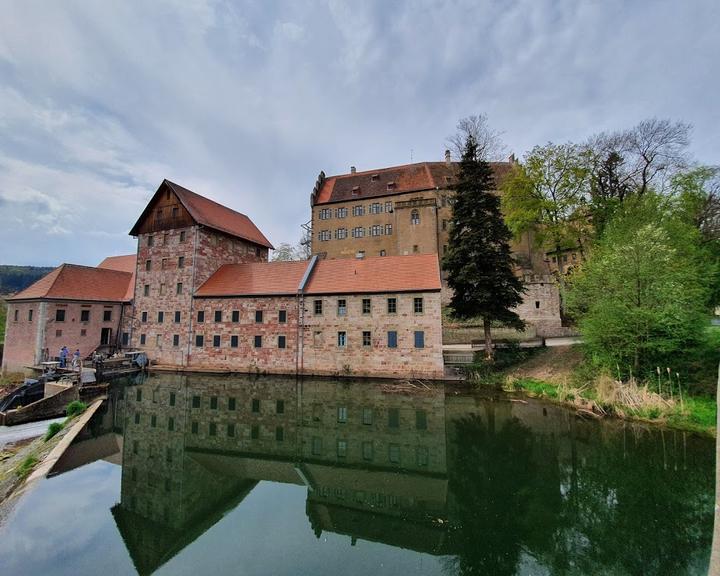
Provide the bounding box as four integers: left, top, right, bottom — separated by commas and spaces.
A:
350, 166, 356, 174
444, 149, 451, 165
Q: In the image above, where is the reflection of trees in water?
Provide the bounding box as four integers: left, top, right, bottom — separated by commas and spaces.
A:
446, 409, 713, 576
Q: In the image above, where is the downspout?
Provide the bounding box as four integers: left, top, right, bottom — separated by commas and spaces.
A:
185, 226, 200, 368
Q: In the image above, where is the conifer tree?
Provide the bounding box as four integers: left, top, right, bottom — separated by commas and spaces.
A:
443, 136, 525, 360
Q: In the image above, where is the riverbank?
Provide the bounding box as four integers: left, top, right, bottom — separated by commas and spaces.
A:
468, 346, 717, 436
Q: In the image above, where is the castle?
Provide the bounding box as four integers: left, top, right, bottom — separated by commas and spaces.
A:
2, 155, 562, 379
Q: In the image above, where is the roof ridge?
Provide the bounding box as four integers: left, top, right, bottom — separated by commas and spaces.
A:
165, 179, 253, 221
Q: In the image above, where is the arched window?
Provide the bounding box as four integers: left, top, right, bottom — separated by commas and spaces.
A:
411, 209, 420, 225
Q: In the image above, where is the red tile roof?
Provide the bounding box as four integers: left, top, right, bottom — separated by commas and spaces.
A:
9, 264, 133, 302
305, 254, 441, 295
195, 254, 441, 297
195, 261, 310, 297
98, 254, 137, 301
313, 161, 512, 205
129, 180, 273, 249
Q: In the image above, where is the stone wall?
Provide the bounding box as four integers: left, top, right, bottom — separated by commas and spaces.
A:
2, 301, 41, 373
513, 275, 563, 336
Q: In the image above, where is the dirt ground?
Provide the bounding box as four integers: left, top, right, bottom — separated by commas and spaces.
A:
505, 346, 584, 385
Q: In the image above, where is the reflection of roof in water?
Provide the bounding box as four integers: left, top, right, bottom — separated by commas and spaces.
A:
50, 433, 122, 476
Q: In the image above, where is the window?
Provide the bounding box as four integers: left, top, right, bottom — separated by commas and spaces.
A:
362, 441, 373, 461
55, 309, 66, 322
336, 207, 347, 218
122, 332, 129, 346
178, 256, 185, 268
189, 421, 198, 434
145, 259, 152, 271
362, 408, 373, 425
214, 310, 222, 322
312, 437, 322, 455
385, 224, 392, 235
278, 335, 286, 349
195, 334, 204, 347
143, 284, 150, 297
319, 208, 331, 220
161, 258, 167, 270
168, 417, 175, 431
413, 244, 419, 253
176, 282, 183, 295
174, 311, 181, 323
337, 406, 348, 423
276, 400, 285, 414
231, 310, 239, 322
319, 230, 331, 241
140, 311, 148, 323
13, 309, 18, 322
385, 201, 393, 212
416, 447, 429, 467
157, 311, 164, 323
335, 228, 348, 239
352, 226, 365, 238
252, 399, 260, 413
197, 310, 205, 323
370, 224, 382, 236
551, 256, 557, 263
209, 423, 217, 437
535, 300, 541, 309
389, 444, 401, 464
337, 331, 346, 347
192, 395, 201, 408
337, 439, 348, 458
173, 334, 180, 347
210, 396, 218, 409
255, 310, 263, 323
362, 298, 371, 314
388, 408, 400, 428
227, 424, 235, 437
148, 235, 154, 247
151, 415, 157, 428
254, 335, 262, 348
213, 335, 221, 347
80, 329, 87, 337
337, 299, 347, 316
314, 300, 323, 315
55, 329, 62, 337
414, 297, 424, 314
387, 331, 398, 348
169, 392, 176, 407
134, 413, 140, 425
362, 331, 371, 347
411, 209, 420, 225
387, 298, 397, 314
442, 219, 448, 231
416, 410, 428, 430
228, 398, 236, 410
414, 331, 425, 348
135, 389, 142, 402
140, 334, 146, 345
370, 202, 382, 214
276, 427, 284, 442
278, 310, 287, 323
380, 249, 386, 256
251, 425, 259, 439
180, 230, 186, 242
230, 335, 239, 348
352, 205, 364, 216
78, 309, 90, 322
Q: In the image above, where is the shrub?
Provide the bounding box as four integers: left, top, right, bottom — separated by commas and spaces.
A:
44, 422, 63, 441
16, 455, 38, 479
65, 400, 88, 418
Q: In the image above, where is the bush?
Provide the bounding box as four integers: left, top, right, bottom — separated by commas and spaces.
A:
44, 422, 63, 441
65, 400, 88, 418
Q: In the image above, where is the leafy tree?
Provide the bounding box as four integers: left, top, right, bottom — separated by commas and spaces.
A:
587, 150, 631, 235
443, 136, 525, 360
566, 194, 708, 373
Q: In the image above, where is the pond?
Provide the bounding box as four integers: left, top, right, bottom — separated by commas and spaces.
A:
0, 373, 714, 576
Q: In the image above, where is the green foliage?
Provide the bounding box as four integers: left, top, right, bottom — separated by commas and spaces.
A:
511, 377, 559, 398
65, 400, 88, 418
0, 265, 54, 294
443, 136, 525, 333
44, 422, 64, 441
566, 193, 709, 374
16, 455, 38, 479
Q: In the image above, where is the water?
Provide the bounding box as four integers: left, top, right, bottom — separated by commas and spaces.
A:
0, 373, 714, 576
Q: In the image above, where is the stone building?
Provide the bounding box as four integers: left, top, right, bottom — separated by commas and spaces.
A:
1, 258, 136, 373
309, 155, 563, 335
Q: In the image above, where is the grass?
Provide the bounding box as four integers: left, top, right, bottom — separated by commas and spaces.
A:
65, 400, 88, 419
44, 422, 64, 441
15, 455, 38, 479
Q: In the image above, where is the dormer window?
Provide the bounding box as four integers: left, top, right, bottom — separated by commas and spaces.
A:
387, 182, 396, 190
352, 186, 360, 196
371, 174, 379, 181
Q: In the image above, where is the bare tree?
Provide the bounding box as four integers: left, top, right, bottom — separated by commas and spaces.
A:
271, 242, 299, 262
446, 114, 508, 162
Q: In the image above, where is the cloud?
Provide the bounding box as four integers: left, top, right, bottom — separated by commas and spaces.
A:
0, 0, 717, 266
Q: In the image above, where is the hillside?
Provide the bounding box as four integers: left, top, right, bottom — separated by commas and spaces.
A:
0, 265, 54, 295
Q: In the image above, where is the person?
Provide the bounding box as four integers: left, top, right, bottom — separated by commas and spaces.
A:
59, 346, 68, 368
72, 349, 81, 369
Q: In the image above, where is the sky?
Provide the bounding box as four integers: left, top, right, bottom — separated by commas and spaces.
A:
0, 0, 718, 267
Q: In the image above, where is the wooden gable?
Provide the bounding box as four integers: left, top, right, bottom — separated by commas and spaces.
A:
130, 181, 195, 236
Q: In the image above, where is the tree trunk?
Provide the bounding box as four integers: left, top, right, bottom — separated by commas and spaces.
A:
483, 317, 493, 362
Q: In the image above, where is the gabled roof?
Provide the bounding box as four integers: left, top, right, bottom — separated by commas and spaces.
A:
98, 254, 137, 301
313, 161, 512, 205
129, 179, 273, 249
9, 264, 133, 302
195, 254, 441, 297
